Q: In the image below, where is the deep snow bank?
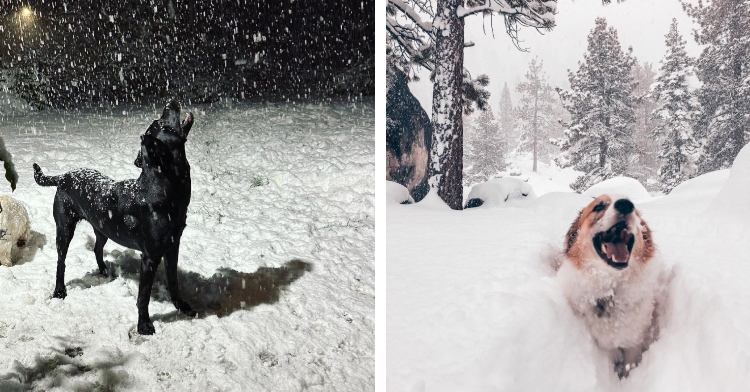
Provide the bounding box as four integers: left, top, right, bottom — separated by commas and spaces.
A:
388, 146, 750, 391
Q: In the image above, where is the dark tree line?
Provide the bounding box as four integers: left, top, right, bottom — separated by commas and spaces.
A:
0, 0, 374, 109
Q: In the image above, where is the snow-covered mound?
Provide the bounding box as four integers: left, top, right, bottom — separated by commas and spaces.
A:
464, 178, 537, 208
703, 143, 750, 220
639, 170, 729, 215
0, 100, 374, 391
389, 156, 750, 390
582, 176, 651, 200
387, 181, 414, 205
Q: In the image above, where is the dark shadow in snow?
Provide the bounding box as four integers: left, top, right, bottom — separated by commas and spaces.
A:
66, 243, 313, 320
0, 344, 130, 391
11, 230, 47, 266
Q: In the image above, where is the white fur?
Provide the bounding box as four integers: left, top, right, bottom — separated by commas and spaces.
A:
0, 195, 31, 267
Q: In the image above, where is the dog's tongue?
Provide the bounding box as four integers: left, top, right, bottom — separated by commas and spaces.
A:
602, 242, 630, 263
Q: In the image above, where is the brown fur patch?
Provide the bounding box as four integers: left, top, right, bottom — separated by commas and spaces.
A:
564, 195, 612, 269
635, 211, 655, 263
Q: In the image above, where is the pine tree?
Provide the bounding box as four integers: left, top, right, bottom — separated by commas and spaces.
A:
630, 61, 662, 188
651, 18, 698, 193
516, 58, 559, 172
555, 17, 637, 192
683, 0, 750, 173
498, 82, 517, 154
464, 107, 505, 185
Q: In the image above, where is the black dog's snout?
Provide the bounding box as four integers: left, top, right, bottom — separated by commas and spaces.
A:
614, 199, 634, 215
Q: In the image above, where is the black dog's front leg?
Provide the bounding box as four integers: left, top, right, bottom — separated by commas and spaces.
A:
137, 255, 161, 335
165, 242, 196, 317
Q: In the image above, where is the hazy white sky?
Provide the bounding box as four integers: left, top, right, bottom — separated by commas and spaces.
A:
409, 0, 702, 114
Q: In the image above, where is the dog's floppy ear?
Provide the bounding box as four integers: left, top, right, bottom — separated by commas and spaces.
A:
565, 210, 583, 253
636, 212, 655, 261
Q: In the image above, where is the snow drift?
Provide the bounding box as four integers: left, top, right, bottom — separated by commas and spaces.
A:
388, 149, 750, 391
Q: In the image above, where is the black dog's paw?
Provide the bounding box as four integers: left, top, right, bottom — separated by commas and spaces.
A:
174, 299, 197, 317
137, 318, 155, 335
98, 267, 109, 277
52, 288, 67, 299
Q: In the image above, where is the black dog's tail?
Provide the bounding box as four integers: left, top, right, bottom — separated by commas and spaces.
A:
33, 163, 59, 187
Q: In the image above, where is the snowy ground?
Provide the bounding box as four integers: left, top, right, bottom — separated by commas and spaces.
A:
388, 151, 750, 391
0, 99, 374, 391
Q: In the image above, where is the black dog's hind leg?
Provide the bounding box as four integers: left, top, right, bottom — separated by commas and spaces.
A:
93, 229, 109, 276
53, 195, 78, 299
165, 240, 196, 317
137, 254, 161, 335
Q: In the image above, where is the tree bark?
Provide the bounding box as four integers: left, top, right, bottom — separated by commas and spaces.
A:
430, 0, 465, 210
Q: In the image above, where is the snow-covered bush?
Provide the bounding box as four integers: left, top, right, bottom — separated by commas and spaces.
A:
387, 181, 415, 205
464, 178, 537, 208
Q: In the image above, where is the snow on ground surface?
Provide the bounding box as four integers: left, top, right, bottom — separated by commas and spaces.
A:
0, 99, 374, 391
388, 148, 750, 391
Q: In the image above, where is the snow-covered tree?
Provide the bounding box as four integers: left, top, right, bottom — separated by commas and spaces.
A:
498, 82, 518, 153
555, 17, 637, 192
387, 0, 556, 209
464, 107, 505, 185
629, 61, 661, 188
516, 58, 559, 172
651, 18, 698, 193
683, 0, 750, 173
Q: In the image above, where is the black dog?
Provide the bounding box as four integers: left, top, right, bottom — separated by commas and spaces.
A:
33, 102, 194, 335
133, 101, 195, 321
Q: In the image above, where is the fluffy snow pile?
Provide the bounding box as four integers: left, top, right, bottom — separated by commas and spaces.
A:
388, 144, 750, 391
582, 176, 652, 201
465, 178, 537, 208
386, 181, 415, 205
0, 100, 374, 391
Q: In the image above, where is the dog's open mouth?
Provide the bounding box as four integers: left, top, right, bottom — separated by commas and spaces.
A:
593, 221, 635, 270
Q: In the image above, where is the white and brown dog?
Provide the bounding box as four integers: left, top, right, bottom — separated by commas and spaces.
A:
0, 195, 31, 267
557, 195, 660, 379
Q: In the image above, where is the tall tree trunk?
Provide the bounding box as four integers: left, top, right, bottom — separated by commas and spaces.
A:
430, 0, 464, 210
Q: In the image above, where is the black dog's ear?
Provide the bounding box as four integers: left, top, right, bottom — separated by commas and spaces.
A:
160, 100, 182, 130
180, 112, 194, 138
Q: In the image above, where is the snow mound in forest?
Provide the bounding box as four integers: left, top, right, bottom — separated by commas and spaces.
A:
703, 143, 750, 220
639, 170, 729, 215
582, 176, 651, 200
387, 181, 415, 205
465, 178, 537, 208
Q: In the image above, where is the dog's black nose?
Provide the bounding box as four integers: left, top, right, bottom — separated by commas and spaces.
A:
614, 199, 634, 215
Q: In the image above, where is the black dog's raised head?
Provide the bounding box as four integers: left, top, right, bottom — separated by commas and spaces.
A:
134, 100, 193, 168
139, 134, 173, 168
